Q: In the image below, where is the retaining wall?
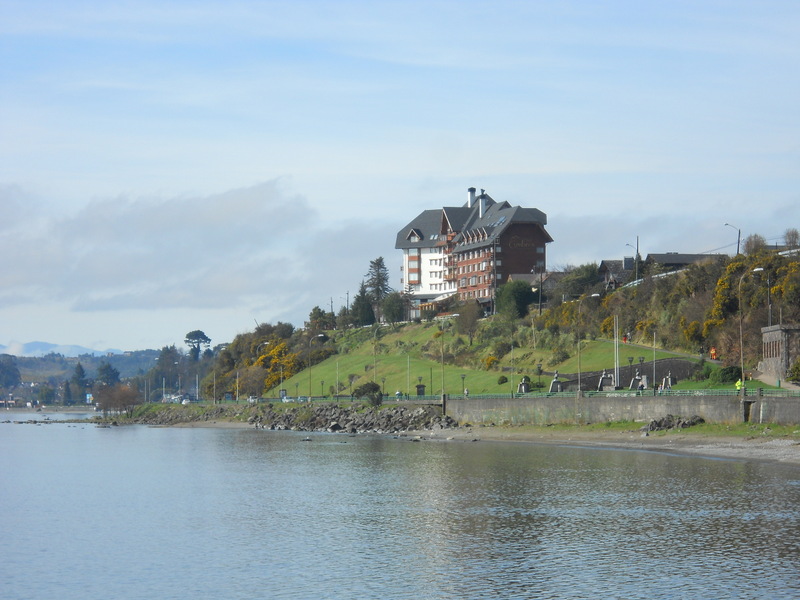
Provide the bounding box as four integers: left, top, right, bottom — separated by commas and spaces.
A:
445, 393, 800, 426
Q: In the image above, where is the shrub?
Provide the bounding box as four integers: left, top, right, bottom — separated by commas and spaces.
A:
494, 341, 511, 358
714, 365, 742, 384
497, 375, 508, 385
788, 359, 800, 382
352, 381, 382, 406
484, 355, 498, 370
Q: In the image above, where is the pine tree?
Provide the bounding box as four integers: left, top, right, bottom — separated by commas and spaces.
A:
351, 282, 376, 327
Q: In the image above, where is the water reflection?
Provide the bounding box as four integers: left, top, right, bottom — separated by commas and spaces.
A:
2, 423, 799, 600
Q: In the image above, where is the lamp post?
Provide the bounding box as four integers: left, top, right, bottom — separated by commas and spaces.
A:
537, 363, 543, 388
752, 267, 770, 326
461, 373, 466, 396
627, 356, 634, 387
725, 222, 741, 255
738, 267, 762, 391
320, 380, 325, 398
577, 293, 600, 392
308, 333, 325, 396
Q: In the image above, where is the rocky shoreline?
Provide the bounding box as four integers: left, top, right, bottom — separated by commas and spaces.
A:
126, 402, 460, 435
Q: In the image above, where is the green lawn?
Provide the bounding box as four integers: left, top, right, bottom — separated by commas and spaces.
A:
269, 323, 754, 399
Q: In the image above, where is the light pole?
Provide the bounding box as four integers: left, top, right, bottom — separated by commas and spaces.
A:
627, 356, 634, 387
461, 373, 466, 396
752, 267, 770, 326
320, 380, 325, 398
308, 333, 325, 396
536, 363, 543, 389
738, 267, 762, 391
577, 293, 600, 392
725, 222, 741, 255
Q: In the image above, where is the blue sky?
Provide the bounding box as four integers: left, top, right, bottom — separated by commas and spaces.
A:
1, 0, 798, 353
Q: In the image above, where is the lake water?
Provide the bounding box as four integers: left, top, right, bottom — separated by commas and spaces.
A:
2, 413, 799, 600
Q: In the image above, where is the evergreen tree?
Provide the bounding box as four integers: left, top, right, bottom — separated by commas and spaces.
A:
63, 380, 73, 406
496, 280, 537, 319
351, 282, 376, 327
381, 292, 405, 324
0, 354, 21, 389
365, 257, 392, 303
96, 362, 121, 387
71, 362, 88, 389
184, 330, 211, 361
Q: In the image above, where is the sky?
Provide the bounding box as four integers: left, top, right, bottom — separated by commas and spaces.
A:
1, 0, 799, 354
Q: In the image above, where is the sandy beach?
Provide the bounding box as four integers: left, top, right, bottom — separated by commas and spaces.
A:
406, 425, 800, 466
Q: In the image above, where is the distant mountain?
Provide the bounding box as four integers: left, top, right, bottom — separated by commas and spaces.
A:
0, 341, 124, 358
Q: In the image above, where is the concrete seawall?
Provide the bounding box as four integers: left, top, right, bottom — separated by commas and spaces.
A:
445, 392, 800, 426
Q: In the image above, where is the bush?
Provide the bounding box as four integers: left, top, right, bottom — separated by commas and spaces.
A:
494, 341, 511, 358
713, 365, 742, 384
788, 359, 800, 382
352, 381, 382, 406
548, 348, 570, 367
497, 375, 508, 385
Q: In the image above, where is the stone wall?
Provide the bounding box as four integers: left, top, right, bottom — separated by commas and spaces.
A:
446, 392, 800, 426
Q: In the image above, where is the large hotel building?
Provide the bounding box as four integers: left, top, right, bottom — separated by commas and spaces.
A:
395, 187, 553, 318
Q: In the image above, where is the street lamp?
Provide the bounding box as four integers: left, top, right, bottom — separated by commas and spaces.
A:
308, 333, 325, 396
738, 267, 762, 392
627, 356, 634, 387
725, 223, 741, 255
536, 363, 543, 388
752, 267, 771, 326
320, 380, 325, 398
577, 293, 600, 392
461, 373, 466, 396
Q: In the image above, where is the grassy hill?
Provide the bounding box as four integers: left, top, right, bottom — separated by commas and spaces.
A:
273, 321, 711, 399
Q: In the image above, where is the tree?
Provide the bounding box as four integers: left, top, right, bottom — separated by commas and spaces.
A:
381, 292, 405, 324
71, 362, 88, 389
185, 330, 211, 361
307, 306, 334, 331
352, 381, 382, 406
0, 354, 21, 389
785, 228, 799, 249
351, 281, 376, 327
456, 301, 483, 346
96, 384, 141, 417
496, 280, 537, 319
63, 380, 74, 405
743, 234, 767, 255
95, 362, 121, 387
365, 257, 392, 304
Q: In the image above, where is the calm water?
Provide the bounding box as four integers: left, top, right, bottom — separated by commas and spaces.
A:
2, 414, 799, 600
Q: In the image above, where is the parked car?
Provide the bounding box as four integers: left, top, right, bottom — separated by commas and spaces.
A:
297, 396, 309, 403
281, 396, 294, 403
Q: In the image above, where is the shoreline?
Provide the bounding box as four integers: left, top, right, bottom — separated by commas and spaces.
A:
406, 425, 800, 466
7, 409, 800, 467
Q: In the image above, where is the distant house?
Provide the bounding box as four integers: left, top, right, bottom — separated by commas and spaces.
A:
396, 187, 553, 318
598, 258, 635, 290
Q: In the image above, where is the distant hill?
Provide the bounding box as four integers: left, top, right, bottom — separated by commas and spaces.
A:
0, 341, 124, 358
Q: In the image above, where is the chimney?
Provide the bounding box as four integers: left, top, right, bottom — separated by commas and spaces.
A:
467, 187, 476, 208
478, 190, 485, 218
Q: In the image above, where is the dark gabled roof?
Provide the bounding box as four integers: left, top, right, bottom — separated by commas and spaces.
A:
396, 189, 552, 251
395, 209, 444, 249
453, 199, 551, 250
